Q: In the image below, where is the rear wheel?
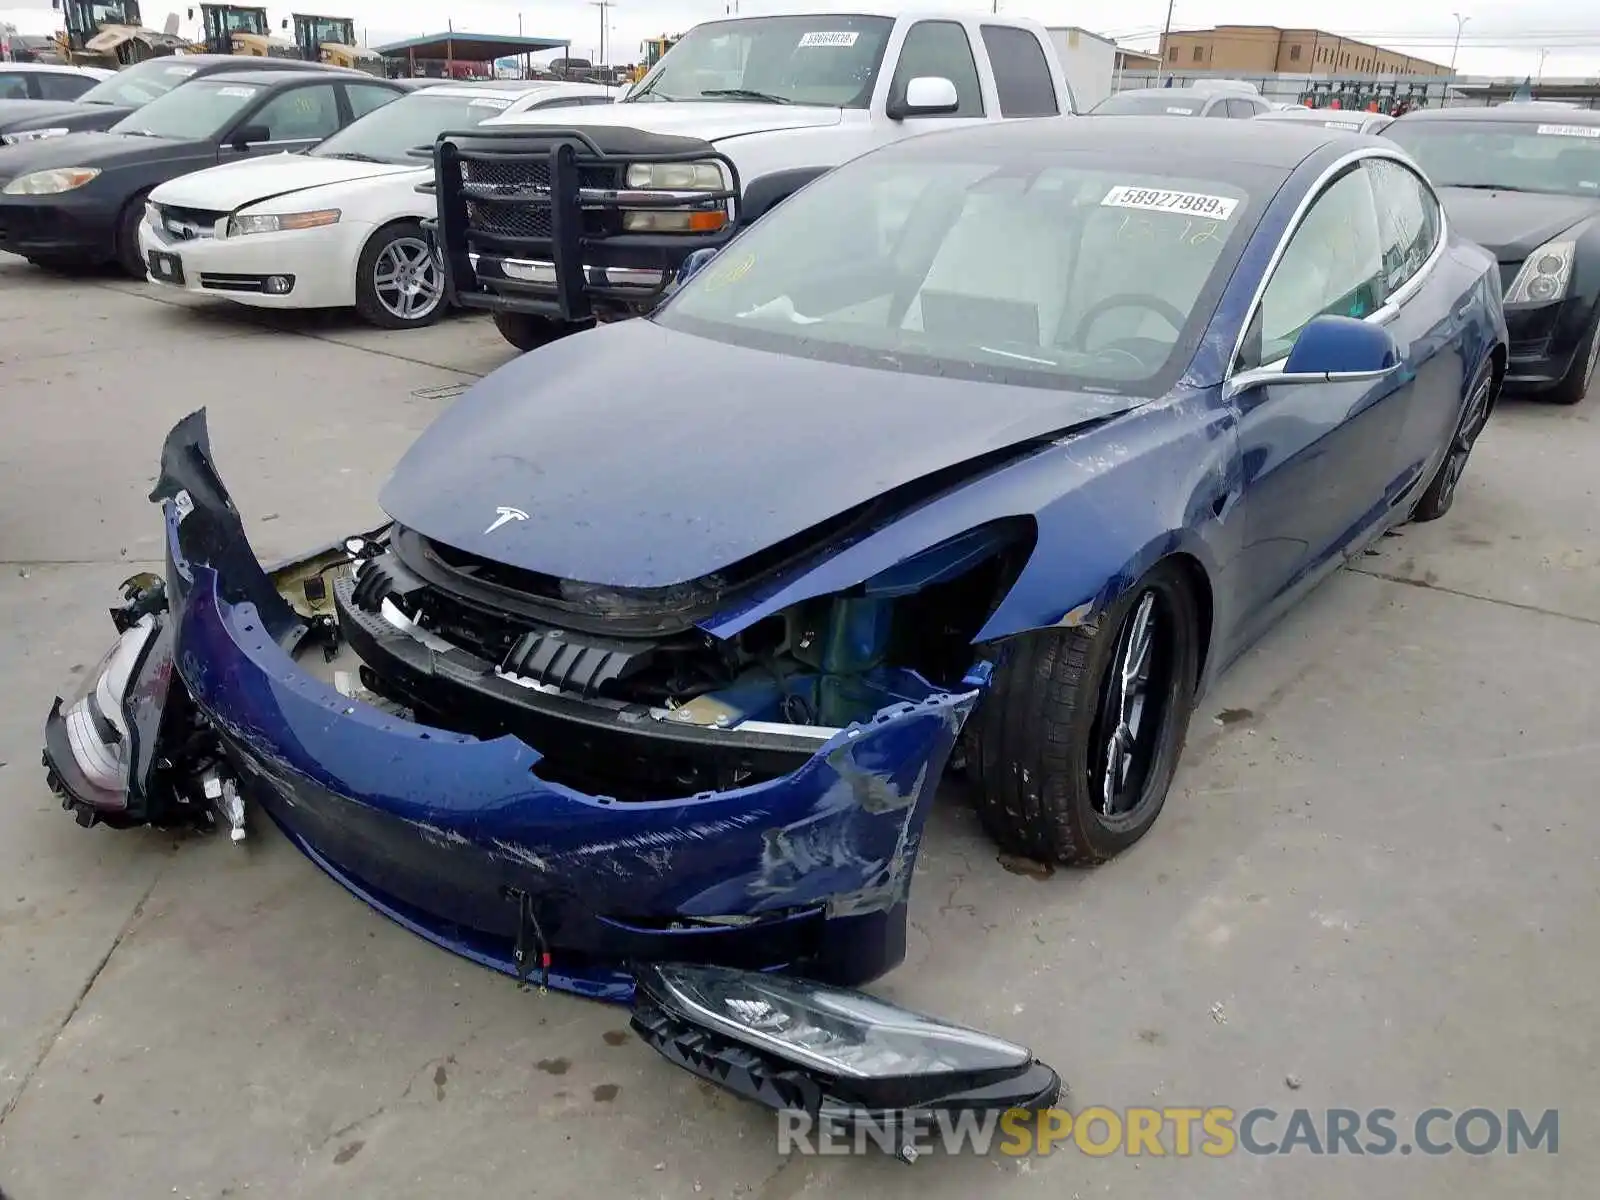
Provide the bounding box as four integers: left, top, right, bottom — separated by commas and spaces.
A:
972, 561, 1201, 865
1411, 359, 1496, 522
355, 223, 446, 330
491, 310, 591, 353
1547, 311, 1599, 406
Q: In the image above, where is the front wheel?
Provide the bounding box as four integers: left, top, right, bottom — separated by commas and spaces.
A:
971, 561, 1202, 865
1410, 359, 1496, 522
355, 223, 446, 329
491, 309, 592, 352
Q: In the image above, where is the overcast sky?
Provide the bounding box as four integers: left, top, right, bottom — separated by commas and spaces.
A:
4, 0, 1598, 77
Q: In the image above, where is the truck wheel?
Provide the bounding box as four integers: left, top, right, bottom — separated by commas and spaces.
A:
355, 223, 446, 330
971, 561, 1201, 865
491, 310, 589, 353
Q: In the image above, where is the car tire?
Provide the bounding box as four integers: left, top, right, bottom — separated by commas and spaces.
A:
114, 192, 152, 278
1410, 358, 1497, 522
971, 560, 1202, 865
355, 222, 447, 330
491, 310, 590, 353
1547, 311, 1600, 406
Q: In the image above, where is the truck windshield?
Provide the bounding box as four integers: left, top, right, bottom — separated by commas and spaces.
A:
626, 15, 894, 108
657, 151, 1259, 395
76, 57, 202, 107
109, 79, 262, 140
311, 90, 519, 164
1383, 119, 1600, 197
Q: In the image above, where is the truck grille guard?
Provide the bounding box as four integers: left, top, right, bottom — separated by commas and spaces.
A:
414, 128, 741, 322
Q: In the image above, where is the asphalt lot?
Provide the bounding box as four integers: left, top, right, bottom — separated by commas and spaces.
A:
1, 252, 1596, 1199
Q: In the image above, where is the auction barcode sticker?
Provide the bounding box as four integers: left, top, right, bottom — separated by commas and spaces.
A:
798, 31, 859, 47
469, 98, 512, 109
1536, 124, 1600, 138
216, 86, 258, 99
1102, 185, 1239, 220
1325, 120, 1364, 131
1165, 106, 1196, 115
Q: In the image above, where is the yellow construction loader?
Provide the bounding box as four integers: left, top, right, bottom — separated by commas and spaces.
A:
291, 14, 385, 76
52, 0, 189, 67
195, 5, 301, 58
628, 34, 679, 83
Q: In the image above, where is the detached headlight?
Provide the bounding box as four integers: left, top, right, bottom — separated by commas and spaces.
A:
2, 167, 101, 196
58, 613, 159, 794
226, 208, 341, 237
1, 127, 70, 146
1505, 238, 1575, 304
640, 963, 1034, 1079
624, 160, 725, 190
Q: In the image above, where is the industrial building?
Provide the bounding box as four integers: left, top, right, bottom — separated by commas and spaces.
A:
1158, 25, 1451, 77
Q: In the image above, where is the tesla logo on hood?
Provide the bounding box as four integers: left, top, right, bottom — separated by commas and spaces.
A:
484, 506, 529, 535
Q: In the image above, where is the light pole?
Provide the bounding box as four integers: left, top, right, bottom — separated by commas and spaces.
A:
1160, 0, 1176, 67
1449, 13, 1469, 73
588, 0, 615, 66
1536, 47, 1550, 83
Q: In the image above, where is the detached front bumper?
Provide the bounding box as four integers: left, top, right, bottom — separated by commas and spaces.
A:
44, 411, 975, 1003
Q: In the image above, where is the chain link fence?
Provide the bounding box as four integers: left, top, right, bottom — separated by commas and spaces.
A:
1111, 69, 1600, 111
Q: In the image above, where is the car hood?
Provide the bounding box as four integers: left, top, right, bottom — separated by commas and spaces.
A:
0, 130, 201, 179
378, 320, 1138, 588
1438, 186, 1600, 260
0, 99, 119, 132
149, 153, 419, 210
481, 100, 842, 143
4, 103, 133, 135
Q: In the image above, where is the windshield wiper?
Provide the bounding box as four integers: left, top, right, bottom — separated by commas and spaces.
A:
700, 88, 793, 104
1442, 182, 1528, 192
321, 151, 385, 162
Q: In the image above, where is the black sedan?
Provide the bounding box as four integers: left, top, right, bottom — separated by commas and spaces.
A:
0, 54, 367, 148
0, 68, 409, 273
1385, 104, 1600, 403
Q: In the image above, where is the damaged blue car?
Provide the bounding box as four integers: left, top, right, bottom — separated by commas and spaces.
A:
43, 117, 1505, 1135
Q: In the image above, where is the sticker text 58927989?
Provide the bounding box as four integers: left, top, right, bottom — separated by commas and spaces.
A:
797, 31, 859, 47
1101, 185, 1239, 220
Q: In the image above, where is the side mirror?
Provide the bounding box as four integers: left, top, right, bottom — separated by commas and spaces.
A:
229, 124, 270, 150
1227, 314, 1402, 399
676, 246, 720, 286
886, 75, 959, 120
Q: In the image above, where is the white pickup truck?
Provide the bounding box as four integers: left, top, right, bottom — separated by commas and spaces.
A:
423, 8, 1078, 349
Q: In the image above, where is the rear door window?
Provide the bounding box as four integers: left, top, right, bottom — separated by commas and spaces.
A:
979, 25, 1059, 117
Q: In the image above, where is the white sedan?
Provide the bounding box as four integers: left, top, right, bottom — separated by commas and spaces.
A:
139, 81, 618, 328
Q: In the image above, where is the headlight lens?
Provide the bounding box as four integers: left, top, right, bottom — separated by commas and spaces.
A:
1, 167, 101, 195
642, 963, 1032, 1079
1504, 238, 1575, 304
226, 208, 341, 237
0, 127, 71, 146
59, 614, 158, 794
625, 160, 725, 190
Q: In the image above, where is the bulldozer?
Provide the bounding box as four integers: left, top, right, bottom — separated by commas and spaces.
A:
290, 14, 384, 76
51, 0, 190, 66
193, 4, 301, 58
627, 34, 679, 83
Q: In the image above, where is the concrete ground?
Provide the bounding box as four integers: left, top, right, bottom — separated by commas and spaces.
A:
0, 254, 1594, 1199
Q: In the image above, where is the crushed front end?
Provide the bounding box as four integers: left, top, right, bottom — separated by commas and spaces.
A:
42, 411, 976, 1003
420, 126, 740, 324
